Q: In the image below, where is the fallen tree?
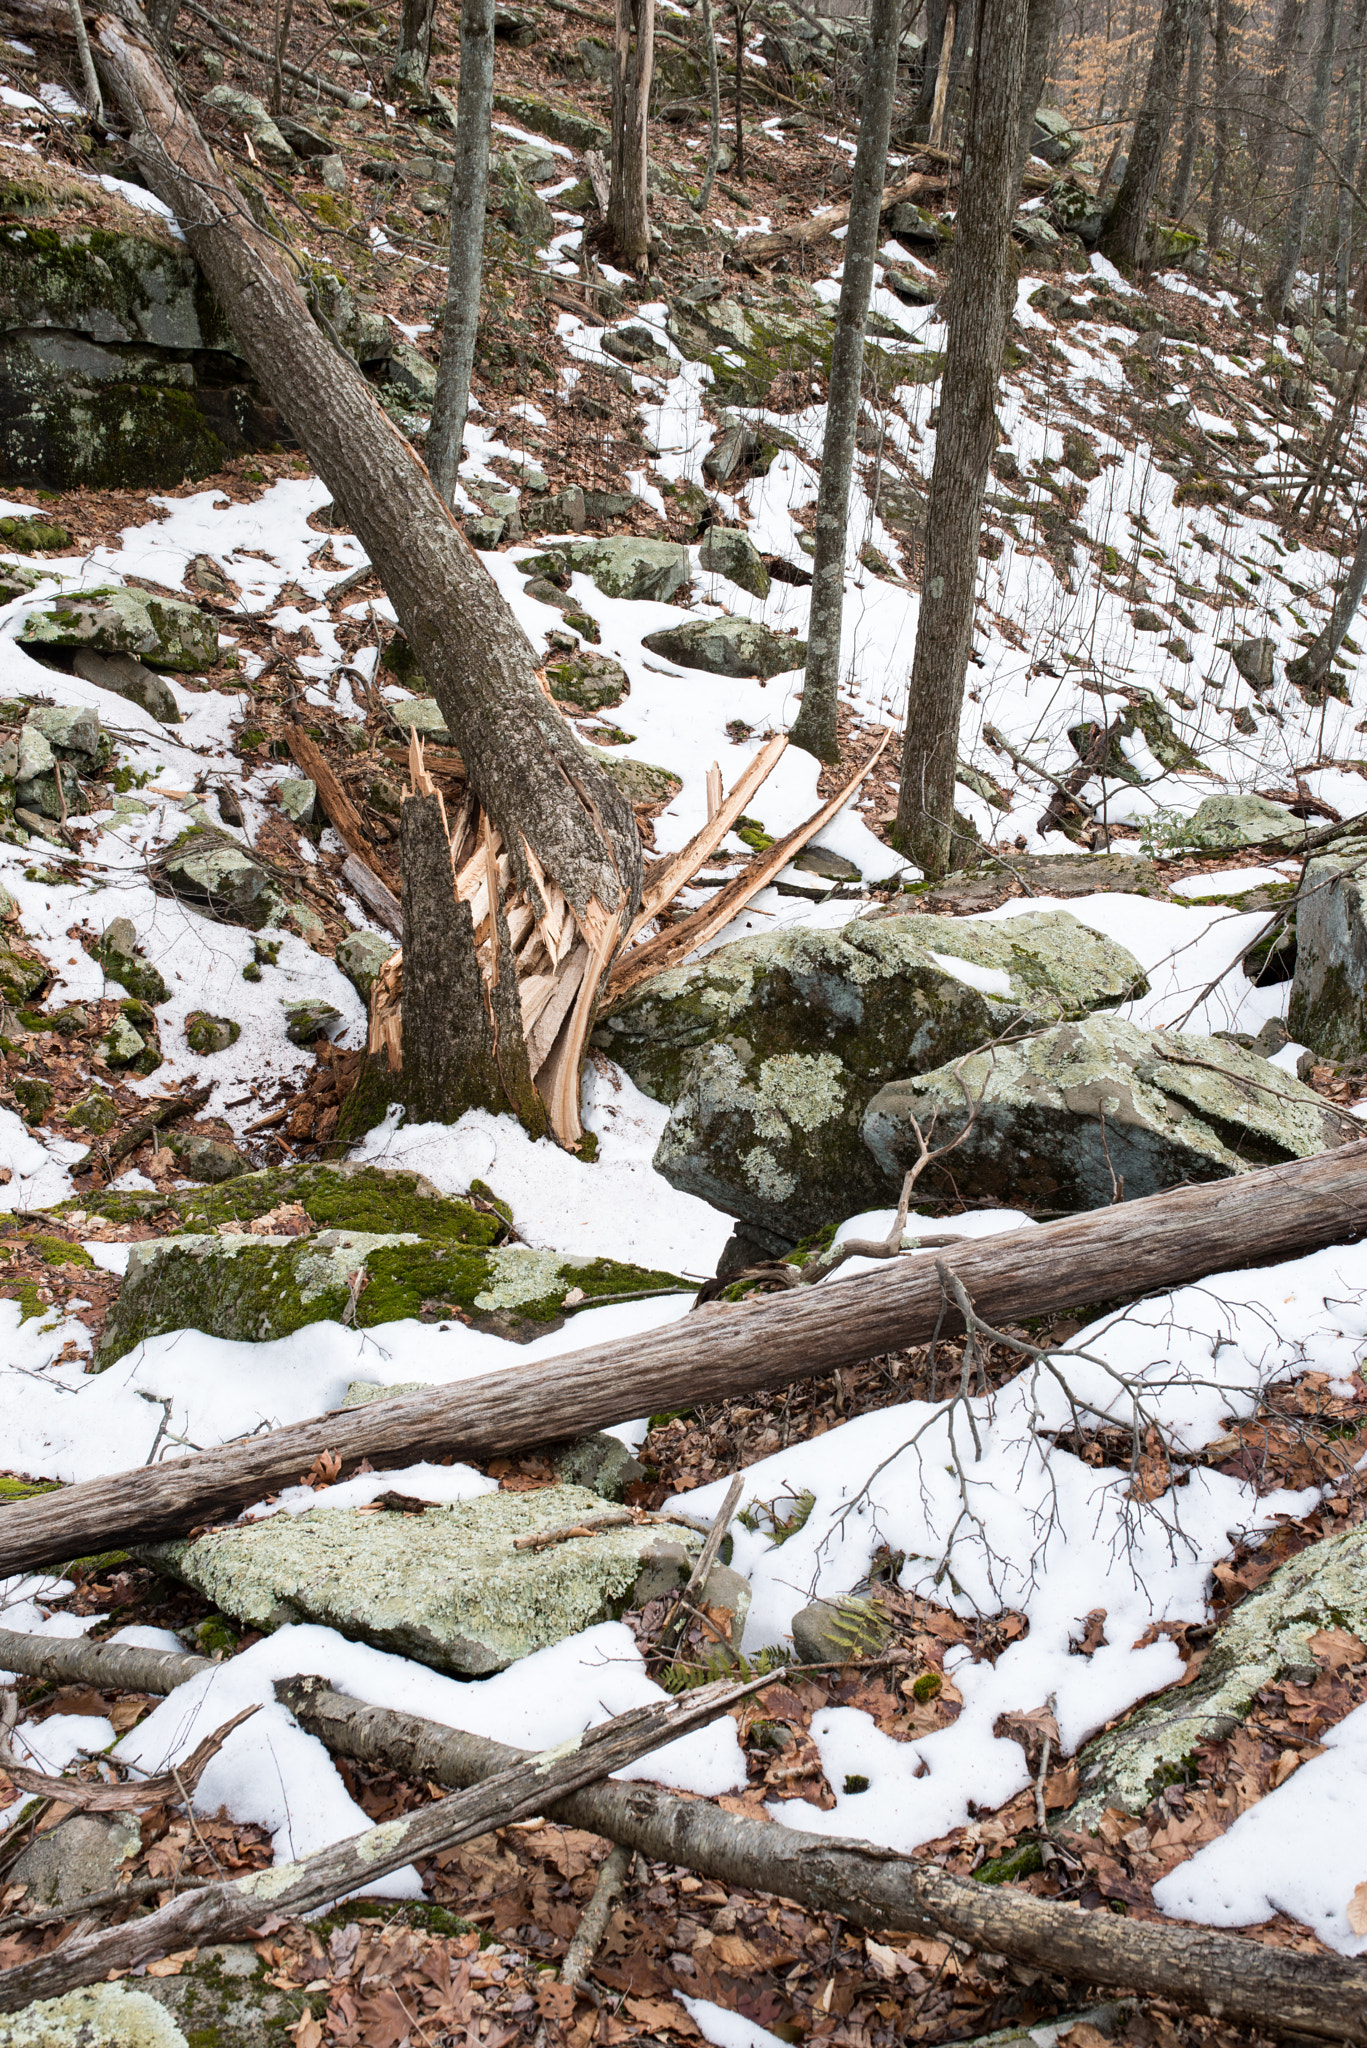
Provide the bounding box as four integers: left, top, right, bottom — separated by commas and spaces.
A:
1, 1141, 1364, 1576
3, 1630, 1367, 2041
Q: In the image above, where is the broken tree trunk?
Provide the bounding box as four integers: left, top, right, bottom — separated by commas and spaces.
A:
2, 1142, 1365, 1576
3, 1633, 1367, 2041
739, 169, 947, 261
24, 0, 644, 1150
0, 1677, 764, 2012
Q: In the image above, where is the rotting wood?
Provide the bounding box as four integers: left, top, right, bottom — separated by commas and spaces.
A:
284, 723, 388, 879
340, 851, 401, 935
1, 1142, 1364, 1576
1, 1631, 1366, 2040
740, 170, 948, 261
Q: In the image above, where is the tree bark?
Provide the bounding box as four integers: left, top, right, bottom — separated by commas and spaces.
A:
0, 1678, 760, 2012
1252, 0, 1308, 176
4, 1634, 1367, 2042
392, 0, 436, 92
894, 0, 1029, 878
1168, 2, 1205, 218
1337, 0, 1367, 325
696, 0, 723, 210
36, 0, 644, 1151
1100, 0, 1195, 267
4, 1141, 1365, 1577
1286, 513, 1367, 693
1206, 0, 1231, 250
927, 0, 957, 145
1011, 0, 1058, 194
429, 0, 495, 503
789, 0, 904, 766
1265, 0, 1343, 322
608, 0, 655, 269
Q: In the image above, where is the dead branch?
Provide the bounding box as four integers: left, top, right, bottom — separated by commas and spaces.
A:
0, 1703, 257, 1813
72, 1083, 211, 1180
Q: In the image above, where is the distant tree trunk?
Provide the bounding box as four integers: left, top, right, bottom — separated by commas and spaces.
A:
68, 0, 104, 121
428, 0, 495, 504
913, 0, 968, 136
1206, 0, 1231, 249
894, 0, 1030, 878
928, 0, 958, 144
1100, 0, 1195, 266
1168, 3, 1205, 217
1337, 0, 1367, 326
393, 0, 436, 92
270, 0, 294, 115
1265, 0, 1342, 322
1011, 0, 1058, 190
696, 0, 722, 210
1252, 0, 1308, 176
789, 0, 903, 766
1286, 511, 1367, 694
733, 0, 747, 177
609, 0, 655, 269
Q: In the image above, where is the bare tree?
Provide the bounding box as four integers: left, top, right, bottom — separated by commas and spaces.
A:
895, 0, 1031, 877
393, 0, 436, 93
428, 0, 496, 504
1337, 0, 1367, 326
1286, 506, 1367, 692
696, 0, 723, 211
790, 0, 905, 765
1100, 0, 1196, 267
928, 0, 958, 143
1206, 0, 1232, 250
1252, 0, 1309, 176
1265, 0, 1343, 322
1168, 0, 1207, 217
1011, 0, 1059, 190
608, 0, 655, 270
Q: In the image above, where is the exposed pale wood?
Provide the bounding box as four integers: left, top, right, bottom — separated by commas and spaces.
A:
2, 1142, 1365, 1577
285, 723, 387, 879
607, 731, 891, 1000
742, 170, 947, 260
628, 732, 787, 938
705, 761, 722, 821
340, 853, 401, 936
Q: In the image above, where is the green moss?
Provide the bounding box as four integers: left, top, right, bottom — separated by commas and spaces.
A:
0, 514, 70, 551
11, 1076, 53, 1124
83, 1164, 508, 1244
84, 931, 170, 1006
0, 1473, 59, 1500
28, 1234, 94, 1268
911, 1669, 942, 1703
735, 814, 775, 852
975, 1840, 1045, 1884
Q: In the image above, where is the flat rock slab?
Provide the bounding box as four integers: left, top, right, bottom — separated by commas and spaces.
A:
148, 1483, 703, 1675
20, 586, 218, 670
1187, 792, 1297, 850
863, 1014, 1361, 1213
622, 910, 1146, 1247
917, 852, 1166, 914
641, 616, 806, 679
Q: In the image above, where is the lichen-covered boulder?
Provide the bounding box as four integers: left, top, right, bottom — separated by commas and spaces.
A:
863, 1014, 1359, 1213
1187, 792, 1296, 850
545, 648, 629, 710
166, 1133, 248, 1182
557, 537, 690, 603
698, 526, 771, 599
0, 1980, 190, 2048
335, 929, 395, 999
1064, 1523, 1367, 1832
159, 829, 271, 922
641, 616, 806, 679
283, 997, 343, 1045
489, 150, 555, 245
146, 1483, 702, 1675
630, 911, 1146, 1246
589, 747, 681, 805
1288, 837, 1367, 1058
21, 587, 218, 670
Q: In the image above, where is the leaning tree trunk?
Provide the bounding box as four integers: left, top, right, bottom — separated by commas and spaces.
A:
1100, 0, 1195, 267
1168, 1, 1206, 218
608, 0, 655, 270
428, 0, 496, 502
789, 0, 903, 766
1336, 0, 1367, 326
392, 0, 436, 92
39, 0, 643, 1150
1286, 509, 1367, 694
1265, 0, 1342, 322
1206, 0, 1231, 250
895, 0, 1030, 879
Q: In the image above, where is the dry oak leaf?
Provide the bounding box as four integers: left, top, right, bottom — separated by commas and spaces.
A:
145, 1949, 198, 1978
626, 1995, 702, 2037
289, 2017, 324, 2048
1309, 1626, 1367, 1672
1348, 1881, 1367, 1937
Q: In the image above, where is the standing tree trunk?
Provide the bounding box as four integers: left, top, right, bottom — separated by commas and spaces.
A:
1100, 0, 1195, 267
1168, 1, 1206, 217
608, 0, 655, 270
894, 0, 1030, 878
1252, 0, 1308, 176
696, 0, 723, 211
927, 0, 958, 144
789, 0, 904, 766
1206, 0, 1231, 249
1337, 0, 1367, 325
1265, 0, 1343, 321
429, 0, 496, 503
1286, 508, 1367, 694
392, 0, 436, 93
66, 0, 641, 1149
733, 0, 748, 178
1011, 0, 1058, 191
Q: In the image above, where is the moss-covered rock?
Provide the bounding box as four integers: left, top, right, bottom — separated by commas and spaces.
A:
622, 911, 1147, 1246
159, 827, 271, 923
73, 1161, 505, 1241
1288, 837, 1367, 1058
530, 536, 689, 604
641, 616, 806, 679
86, 921, 170, 1007
0, 934, 47, 1006
67, 1086, 118, 1134
864, 1014, 1360, 1213
147, 1482, 702, 1675
545, 649, 629, 710
0, 1979, 191, 2046
665, 289, 843, 410
491, 87, 610, 152
1187, 792, 1297, 851
0, 514, 69, 552
185, 1010, 240, 1054
587, 748, 681, 806
1065, 1523, 1367, 1832
21, 586, 218, 670
335, 929, 394, 1000
697, 526, 772, 600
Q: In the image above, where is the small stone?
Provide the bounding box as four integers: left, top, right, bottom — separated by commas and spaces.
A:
545, 649, 629, 711
1188, 793, 1297, 850
603, 321, 676, 367
101, 1013, 147, 1066
553, 1431, 647, 1501
92, 922, 169, 1006
161, 831, 271, 921
1132, 607, 1164, 632
185, 1011, 241, 1055
15, 726, 53, 781
522, 487, 587, 535
466, 514, 507, 549
10, 1815, 141, 1910
284, 998, 344, 1045
698, 525, 771, 600
203, 84, 296, 167
168, 1133, 249, 1182
336, 929, 396, 999
388, 699, 452, 744
700, 1562, 751, 1646
278, 776, 316, 826
68, 1087, 119, 1134
27, 705, 101, 759
73, 648, 181, 723
1232, 634, 1277, 688
320, 153, 348, 191
16, 764, 83, 818
12, 1075, 53, 1124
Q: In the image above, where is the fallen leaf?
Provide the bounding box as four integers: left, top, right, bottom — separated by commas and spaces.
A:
1309, 1627, 1367, 1672
145, 1948, 198, 1978
290, 2016, 324, 2048
534, 1981, 576, 2021
1348, 1882, 1367, 1936
1270, 1749, 1300, 1787
626, 1995, 702, 2036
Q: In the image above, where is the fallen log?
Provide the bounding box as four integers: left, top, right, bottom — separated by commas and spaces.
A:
1, 1629, 1366, 2041
741, 169, 948, 261
0, 1671, 765, 2011
1, 1143, 1365, 1576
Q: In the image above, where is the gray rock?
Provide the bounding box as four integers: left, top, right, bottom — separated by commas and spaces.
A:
73, 648, 181, 723
863, 1014, 1359, 1214
336, 929, 395, 999
16, 762, 83, 819
466, 513, 506, 549
791, 1595, 889, 1664
553, 1431, 648, 1501
698, 526, 771, 599
278, 776, 316, 825
641, 616, 806, 679
21, 587, 218, 670
603, 322, 677, 370
522, 485, 588, 534
1014, 210, 1061, 251
147, 1483, 703, 1675
588, 748, 681, 805
1187, 793, 1296, 850
1066, 1521, 1367, 1832
101, 1013, 147, 1066
185, 1011, 240, 1054
1289, 838, 1367, 1058
542, 536, 690, 603
703, 421, 755, 483
26, 704, 101, 759
161, 831, 270, 920
10, 1814, 141, 1910
489, 151, 555, 244
0, 1980, 190, 2047
167, 1133, 249, 1182
203, 85, 295, 168
93, 921, 169, 1006
320, 152, 348, 192
284, 998, 344, 1044
1231, 635, 1277, 689
388, 698, 452, 743
624, 911, 1147, 1246
1029, 105, 1083, 164
14, 724, 53, 781
545, 648, 629, 710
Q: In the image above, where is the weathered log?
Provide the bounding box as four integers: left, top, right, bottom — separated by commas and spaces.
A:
2, 1630, 1367, 2041
2, 1143, 1365, 1576
0, 1673, 765, 2012
739, 170, 948, 261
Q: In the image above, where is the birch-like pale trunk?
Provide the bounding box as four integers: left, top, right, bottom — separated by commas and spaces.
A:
429, 0, 495, 502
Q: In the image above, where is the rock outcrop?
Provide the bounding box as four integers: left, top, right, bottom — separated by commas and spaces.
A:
1288, 836, 1367, 1059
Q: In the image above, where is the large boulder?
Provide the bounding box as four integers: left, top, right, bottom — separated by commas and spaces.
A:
698, 525, 771, 599
1186, 792, 1297, 851
159, 829, 272, 923
533, 537, 690, 604
863, 1014, 1359, 1213
618, 910, 1146, 1247
21, 587, 218, 670
1288, 837, 1367, 1058
146, 1483, 703, 1676
641, 615, 806, 679
73, 648, 181, 723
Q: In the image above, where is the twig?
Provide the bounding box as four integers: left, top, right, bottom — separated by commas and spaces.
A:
512, 1509, 703, 1552
561, 1842, 633, 1989
0, 1873, 167, 1937
0, 1706, 258, 1813
659, 1472, 744, 1649
983, 723, 1098, 821
180, 0, 365, 104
